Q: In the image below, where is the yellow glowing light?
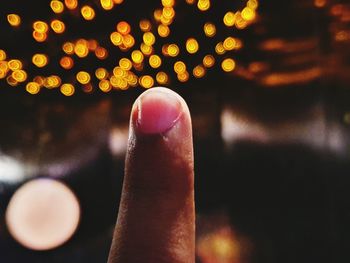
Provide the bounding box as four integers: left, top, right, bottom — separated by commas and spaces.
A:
198, 0, 210, 11
223, 12, 236, 27
8, 60, 22, 71
122, 34, 135, 48
156, 72, 168, 85
81, 6, 95, 20
162, 0, 174, 7
247, 0, 258, 9
203, 23, 216, 37
221, 58, 236, 72
51, 20, 65, 34
101, 0, 114, 10
242, 7, 256, 21
95, 47, 108, 59
186, 0, 196, 4
62, 42, 74, 55
33, 76, 45, 86
158, 24, 170, 38
65, 0, 78, 10
0, 70, 7, 79
177, 72, 189, 82
162, 7, 175, 19
95, 68, 108, 80
7, 14, 21, 27
168, 44, 180, 57
140, 43, 153, 56
160, 16, 173, 26
32, 54, 48, 68
143, 32, 156, 46
223, 37, 237, 51
174, 61, 186, 74
117, 21, 131, 35
12, 70, 27, 82
76, 71, 91, 84
127, 72, 138, 87
193, 65, 206, 78
113, 0, 124, 4
203, 55, 215, 68
235, 13, 248, 29
33, 31, 47, 42
140, 75, 154, 89
60, 84, 75, 96
99, 80, 111, 92
131, 50, 144, 64
140, 20, 152, 32
154, 9, 162, 21
26, 82, 41, 95
7, 76, 18, 86
110, 32, 123, 46
45, 76, 61, 88
0, 50, 7, 61
149, 55, 162, 69
113, 67, 125, 78
60, 56, 74, 69
0, 61, 8, 71
215, 42, 226, 55
74, 42, 89, 58
88, 40, 98, 51
186, 38, 199, 54
33, 21, 49, 33
119, 58, 132, 70
50, 0, 64, 13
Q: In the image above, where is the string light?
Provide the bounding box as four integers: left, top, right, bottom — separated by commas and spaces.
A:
8, 60, 22, 71
221, 58, 236, 72
117, 21, 131, 35
186, 38, 199, 54
156, 71, 168, 84
95, 68, 108, 80
139, 75, 154, 89
60, 83, 75, 96
50, 0, 64, 14
26, 82, 41, 94
174, 61, 186, 74
76, 71, 91, 84
204, 23, 216, 37
203, 55, 215, 68
81, 6, 96, 21
131, 50, 144, 64
193, 65, 206, 78
33, 21, 49, 33
143, 32, 156, 46
60, 56, 74, 69
7, 14, 21, 27
32, 54, 48, 68
140, 20, 152, 32
158, 24, 170, 38
51, 20, 65, 33
223, 12, 236, 27
198, 0, 210, 11
100, 0, 114, 11
168, 44, 180, 57
149, 55, 162, 68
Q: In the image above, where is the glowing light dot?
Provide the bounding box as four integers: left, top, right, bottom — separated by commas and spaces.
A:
8, 60, 22, 70
223, 37, 236, 51
158, 24, 170, 37
204, 23, 216, 37
156, 72, 168, 85
110, 32, 123, 46
95, 68, 108, 80
141, 43, 153, 56
215, 42, 226, 55
177, 72, 189, 82
99, 80, 111, 92
0, 69, 7, 79
131, 50, 144, 64
242, 7, 256, 21
113, 0, 124, 4
203, 55, 215, 68
143, 32, 156, 46
33, 21, 49, 33
186, 0, 196, 4
154, 9, 162, 21
247, 0, 258, 9
32, 54, 48, 68
76, 71, 91, 84
50, 0, 64, 13
140, 20, 152, 32
168, 44, 180, 57
0, 50, 7, 61
162, 0, 174, 7
113, 67, 125, 78
74, 42, 89, 58
11, 70, 27, 82
117, 21, 131, 35
100, 0, 114, 10
122, 34, 135, 48
95, 47, 108, 59
186, 38, 199, 54
198, 0, 210, 11
193, 65, 206, 78
7, 14, 21, 27
221, 58, 236, 72
140, 75, 154, 89
149, 55, 162, 68
45, 76, 61, 88
81, 6, 95, 21
162, 7, 175, 19
33, 76, 45, 86
33, 31, 47, 42
119, 58, 132, 70
7, 76, 18, 86
60, 83, 75, 96
224, 12, 236, 27
60, 56, 74, 69
65, 0, 78, 10
174, 61, 186, 74
26, 82, 41, 95
51, 20, 65, 34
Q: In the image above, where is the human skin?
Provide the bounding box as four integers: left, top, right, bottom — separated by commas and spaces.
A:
108, 87, 195, 263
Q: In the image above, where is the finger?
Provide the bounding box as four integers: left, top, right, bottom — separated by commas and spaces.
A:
108, 87, 195, 263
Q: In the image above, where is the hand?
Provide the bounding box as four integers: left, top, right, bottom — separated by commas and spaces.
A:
107, 87, 195, 263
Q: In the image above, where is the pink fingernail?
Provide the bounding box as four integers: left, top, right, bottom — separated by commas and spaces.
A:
135, 88, 182, 134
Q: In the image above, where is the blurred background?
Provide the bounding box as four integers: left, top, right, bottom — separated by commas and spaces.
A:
1, 0, 350, 262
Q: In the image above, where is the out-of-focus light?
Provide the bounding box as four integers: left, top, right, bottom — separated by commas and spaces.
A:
74, 41, 89, 58
154, 9, 162, 21
140, 20, 152, 32
193, 65, 206, 78
81, 6, 96, 21
0, 50, 7, 61
186, 38, 199, 54
76, 71, 91, 84
158, 24, 170, 38
0, 155, 26, 183
110, 32, 123, 46
100, 0, 114, 10
177, 71, 189, 82
32, 31, 47, 42
221, 58, 236, 72
26, 82, 41, 94
12, 70, 27, 82
186, 0, 196, 4
33, 21, 49, 33
99, 79, 111, 92
62, 42, 74, 54
139, 75, 154, 88
64, 0, 78, 10
198, 0, 210, 11
156, 71, 168, 85
162, 7, 175, 19
95, 68, 108, 80
223, 11, 236, 27
50, 0, 64, 14
162, 0, 174, 7
60, 83, 75, 96
204, 23, 216, 37
174, 61, 186, 74
215, 42, 226, 55
203, 55, 215, 68
131, 50, 144, 64
241, 7, 256, 21
44, 75, 61, 88
95, 47, 108, 59
7, 14, 21, 27
141, 43, 153, 56
8, 59, 22, 71
223, 37, 236, 51
32, 54, 48, 68
5, 179, 80, 251
143, 32, 156, 46
60, 56, 74, 69
122, 34, 135, 48
149, 55, 162, 68
119, 58, 132, 70
117, 21, 131, 35
167, 44, 180, 57
51, 19, 65, 34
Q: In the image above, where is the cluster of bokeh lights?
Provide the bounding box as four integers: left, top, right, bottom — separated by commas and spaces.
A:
0, 0, 258, 96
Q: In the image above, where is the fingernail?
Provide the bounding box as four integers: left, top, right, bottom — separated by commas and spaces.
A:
134, 88, 183, 134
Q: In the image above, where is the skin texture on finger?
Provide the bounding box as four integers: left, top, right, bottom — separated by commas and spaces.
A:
108, 87, 195, 263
